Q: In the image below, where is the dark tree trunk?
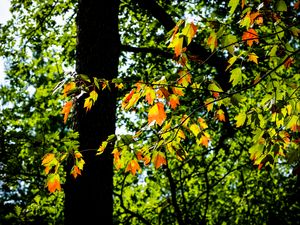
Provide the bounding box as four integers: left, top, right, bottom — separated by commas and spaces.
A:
64, 0, 120, 224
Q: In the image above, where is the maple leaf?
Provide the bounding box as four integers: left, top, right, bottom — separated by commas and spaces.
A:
84, 97, 93, 112
42, 153, 55, 166
172, 87, 184, 96
182, 22, 197, 45
63, 82, 76, 97
204, 98, 214, 112
148, 102, 167, 126
230, 67, 243, 87
248, 53, 259, 64
178, 70, 192, 87
97, 141, 108, 155
71, 165, 81, 179
200, 133, 210, 147
284, 57, 294, 69
47, 174, 61, 193
62, 101, 73, 123
207, 32, 217, 52
125, 159, 141, 175
90, 90, 98, 102
190, 124, 200, 137
153, 152, 167, 169
168, 33, 184, 57
215, 109, 226, 122
145, 87, 156, 105
157, 87, 170, 99
169, 94, 180, 109
122, 90, 135, 108
235, 111, 247, 127
228, 0, 239, 15
242, 28, 259, 47
198, 117, 208, 130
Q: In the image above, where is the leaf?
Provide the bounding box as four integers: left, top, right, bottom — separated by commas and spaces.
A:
248, 53, 259, 64
152, 152, 167, 169
42, 153, 55, 166
71, 165, 81, 179
235, 111, 247, 127
276, 0, 287, 11
228, 0, 240, 15
148, 102, 167, 126
125, 159, 141, 175
223, 34, 238, 55
190, 124, 200, 137
226, 55, 238, 71
216, 109, 226, 122
172, 87, 184, 96
63, 82, 76, 97
199, 132, 210, 147
198, 117, 208, 129
145, 87, 156, 105
204, 98, 214, 112
122, 90, 135, 108
242, 28, 259, 47
90, 90, 98, 102
182, 22, 197, 45
168, 33, 184, 57
230, 67, 243, 86
178, 70, 192, 87
47, 174, 61, 193
169, 94, 180, 109
97, 141, 108, 155
84, 97, 93, 112
62, 101, 73, 123
208, 82, 223, 93
207, 31, 217, 52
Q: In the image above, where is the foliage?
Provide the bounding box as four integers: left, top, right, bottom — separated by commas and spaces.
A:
0, 0, 300, 224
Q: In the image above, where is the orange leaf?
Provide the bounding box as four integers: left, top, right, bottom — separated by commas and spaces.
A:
168, 33, 184, 57
157, 87, 170, 99
125, 159, 141, 175
242, 28, 259, 47
42, 153, 55, 166
122, 90, 135, 108
145, 87, 156, 105
295, 1, 300, 9
112, 149, 120, 162
47, 174, 61, 193
178, 70, 192, 87
153, 152, 167, 169
284, 57, 294, 69
215, 109, 226, 122
63, 82, 76, 97
172, 87, 184, 96
207, 32, 217, 52
62, 101, 73, 123
148, 102, 167, 126
71, 165, 81, 179
169, 94, 180, 109
200, 133, 210, 147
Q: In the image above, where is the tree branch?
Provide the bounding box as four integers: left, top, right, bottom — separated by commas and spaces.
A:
121, 44, 173, 58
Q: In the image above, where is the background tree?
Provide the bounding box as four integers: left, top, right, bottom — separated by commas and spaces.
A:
0, 0, 299, 224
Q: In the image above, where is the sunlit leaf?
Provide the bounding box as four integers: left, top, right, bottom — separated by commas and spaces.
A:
228, 0, 239, 15
153, 151, 167, 169
125, 159, 141, 175
242, 28, 259, 47
248, 53, 259, 64
182, 22, 197, 45
62, 101, 73, 123
47, 174, 61, 193
148, 102, 167, 126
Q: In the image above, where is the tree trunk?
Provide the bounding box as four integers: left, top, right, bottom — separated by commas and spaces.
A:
64, 0, 120, 224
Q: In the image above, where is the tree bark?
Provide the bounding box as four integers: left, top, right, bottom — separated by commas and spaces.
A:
64, 0, 120, 224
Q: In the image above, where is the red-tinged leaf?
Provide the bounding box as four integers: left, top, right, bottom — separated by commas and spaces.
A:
122, 90, 135, 108
200, 133, 210, 147
169, 94, 180, 109
242, 28, 259, 47
112, 149, 121, 162
182, 22, 197, 45
172, 87, 184, 96
148, 102, 167, 126
284, 57, 294, 69
168, 33, 184, 57
157, 87, 170, 99
241, 0, 246, 9
136, 151, 143, 161
47, 174, 61, 193
42, 153, 55, 166
248, 53, 259, 64
145, 87, 156, 105
207, 32, 217, 52
153, 152, 167, 169
295, 1, 300, 9
212, 92, 219, 98
62, 101, 73, 123
198, 117, 208, 130
215, 109, 226, 122
123, 93, 140, 110
143, 155, 151, 166
74, 151, 82, 159
71, 165, 81, 179
178, 70, 192, 87
63, 82, 76, 97
258, 163, 264, 170
125, 159, 141, 175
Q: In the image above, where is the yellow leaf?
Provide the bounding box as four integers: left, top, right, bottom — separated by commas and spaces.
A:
148, 102, 167, 126
63, 82, 76, 97
145, 87, 156, 105
182, 22, 197, 45
169, 94, 180, 109
90, 90, 98, 102
168, 33, 184, 57
42, 153, 55, 166
204, 98, 214, 112
84, 97, 93, 112
172, 87, 184, 96
190, 124, 200, 137
178, 70, 192, 87
215, 109, 226, 122
207, 32, 217, 52
248, 53, 259, 64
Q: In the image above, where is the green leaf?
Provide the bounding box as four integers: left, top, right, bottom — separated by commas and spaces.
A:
223, 34, 238, 55
228, 0, 240, 15
208, 82, 223, 92
230, 67, 242, 86
276, 0, 287, 11
235, 112, 247, 127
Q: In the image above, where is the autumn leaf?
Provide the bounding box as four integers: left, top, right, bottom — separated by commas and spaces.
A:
47, 174, 61, 193
190, 124, 200, 137
200, 133, 210, 147
182, 22, 197, 45
235, 111, 247, 127
178, 70, 192, 87
169, 94, 180, 109
168, 33, 184, 57
145, 87, 156, 105
198, 117, 208, 130
42, 153, 55, 166
97, 141, 108, 155
122, 89, 135, 108
63, 82, 76, 97
242, 28, 259, 47
71, 165, 81, 179
125, 159, 141, 175
62, 101, 73, 123
248, 53, 259, 64
84, 97, 93, 112
152, 152, 167, 169
204, 98, 214, 112
207, 31, 217, 52
90, 90, 98, 102
172, 87, 184, 96
215, 109, 226, 122
284, 57, 294, 69
148, 102, 167, 126
157, 87, 170, 99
